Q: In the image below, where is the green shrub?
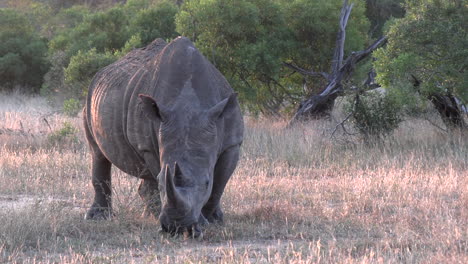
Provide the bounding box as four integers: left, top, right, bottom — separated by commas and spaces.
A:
114, 34, 143, 57
49, 5, 130, 58
0, 9, 50, 91
47, 1, 180, 99
41, 51, 68, 98
47, 121, 79, 146
346, 91, 402, 141
63, 98, 82, 117
128, 1, 179, 45
64, 48, 117, 98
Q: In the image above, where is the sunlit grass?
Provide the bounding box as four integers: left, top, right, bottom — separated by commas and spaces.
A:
0, 92, 466, 263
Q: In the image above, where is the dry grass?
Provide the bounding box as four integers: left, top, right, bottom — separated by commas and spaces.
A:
0, 91, 466, 263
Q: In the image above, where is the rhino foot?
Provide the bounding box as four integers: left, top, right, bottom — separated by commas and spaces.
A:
198, 214, 209, 226
84, 207, 113, 220
206, 207, 224, 224
142, 205, 160, 219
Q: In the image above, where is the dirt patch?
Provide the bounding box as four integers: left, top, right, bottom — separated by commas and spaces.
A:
0, 195, 81, 212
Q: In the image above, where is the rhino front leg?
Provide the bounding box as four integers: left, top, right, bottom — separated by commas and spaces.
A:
138, 178, 160, 218
202, 145, 240, 223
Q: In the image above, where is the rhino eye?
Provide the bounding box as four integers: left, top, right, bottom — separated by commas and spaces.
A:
205, 180, 209, 189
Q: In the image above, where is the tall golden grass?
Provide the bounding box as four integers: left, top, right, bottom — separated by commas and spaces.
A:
0, 91, 466, 263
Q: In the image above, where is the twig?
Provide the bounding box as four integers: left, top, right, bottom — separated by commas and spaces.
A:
282, 62, 329, 80
43, 118, 52, 131
331, 112, 354, 138
423, 114, 448, 133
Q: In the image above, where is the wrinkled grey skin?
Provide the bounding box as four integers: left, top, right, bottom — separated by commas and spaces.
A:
83, 37, 243, 238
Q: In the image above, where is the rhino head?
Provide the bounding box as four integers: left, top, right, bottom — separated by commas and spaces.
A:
139, 93, 233, 238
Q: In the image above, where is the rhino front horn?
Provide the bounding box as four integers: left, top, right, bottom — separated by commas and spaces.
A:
165, 164, 188, 208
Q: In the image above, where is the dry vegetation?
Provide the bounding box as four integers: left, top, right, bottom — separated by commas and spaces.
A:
0, 91, 466, 263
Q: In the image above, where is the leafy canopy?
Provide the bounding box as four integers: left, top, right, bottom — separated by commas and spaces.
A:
177, 0, 369, 114
181, 0, 297, 113
0, 8, 49, 91
374, 0, 468, 103
45, 0, 179, 98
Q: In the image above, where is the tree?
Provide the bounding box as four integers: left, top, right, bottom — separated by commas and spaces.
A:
176, 0, 296, 114
285, 0, 381, 123
45, 1, 179, 99
128, 1, 179, 45
0, 8, 49, 91
176, 0, 370, 115
64, 48, 117, 97
284, 0, 370, 85
42, 5, 90, 39
49, 5, 131, 58
374, 0, 467, 129
365, 0, 405, 38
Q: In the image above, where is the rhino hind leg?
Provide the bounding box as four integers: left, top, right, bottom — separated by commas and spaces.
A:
202, 145, 240, 224
83, 114, 113, 220
85, 156, 113, 220
138, 178, 161, 218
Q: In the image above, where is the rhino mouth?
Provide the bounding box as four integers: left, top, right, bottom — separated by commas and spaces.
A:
160, 221, 203, 240
159, 206, 205, 240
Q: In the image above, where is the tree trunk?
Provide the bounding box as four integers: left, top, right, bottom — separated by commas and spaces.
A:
429, 94, 466, 129
292, 92, 339, 121
411, 75, 466, 130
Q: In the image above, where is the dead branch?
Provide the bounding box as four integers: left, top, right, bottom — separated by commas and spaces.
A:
287, 0, 388, 125
282, 62, 329, 80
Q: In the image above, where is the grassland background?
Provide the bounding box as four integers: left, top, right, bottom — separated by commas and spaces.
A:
0, 91, 466, 263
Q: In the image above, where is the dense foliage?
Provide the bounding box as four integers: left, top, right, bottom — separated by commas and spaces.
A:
0, 8, 49, 91
365, 0, 405, 38
347, 91, 402, 140
176, 0, 370, 114
177, 0, 295, 114
1, 0, 464, 130
374, 0, 467, 108
43, 0, 179, 99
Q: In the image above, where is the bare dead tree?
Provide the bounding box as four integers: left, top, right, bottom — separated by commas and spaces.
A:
286, 0, 387, 124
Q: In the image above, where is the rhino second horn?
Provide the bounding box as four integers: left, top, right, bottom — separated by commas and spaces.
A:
165, 164, 188, 208
173, 162, 189, 186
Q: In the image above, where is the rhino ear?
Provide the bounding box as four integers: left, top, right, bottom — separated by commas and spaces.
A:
207, 93, 237, 120
139, 94, 165, 121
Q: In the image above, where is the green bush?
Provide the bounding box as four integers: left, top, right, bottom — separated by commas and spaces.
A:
47, 121, 79, 146
176, 0, 369, 114
45, 5, 90, 39
129, 1, 179, 45
41, 51, 68, 98
0, 9, 50, 91
63, 98, 82, 117
176, 0, 296, 114
114, 34, 143, 58
49, 5, 130, 58
346, 91, 402, 141
46, 1, 179, 98
64, 48, 117, 98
